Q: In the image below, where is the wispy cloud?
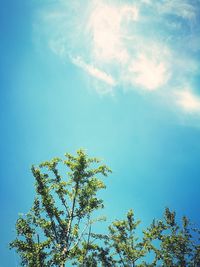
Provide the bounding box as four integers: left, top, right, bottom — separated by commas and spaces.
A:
71, 56, 116, 87
82, 0, 173, 92
159, 0, 197, 20
35, 0, 200, 118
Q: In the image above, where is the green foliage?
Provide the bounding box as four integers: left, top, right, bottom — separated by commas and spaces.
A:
10, 149, 111, 266
143, 208, 200, 267
108, 209, 146, 266
10, 150, 200, 266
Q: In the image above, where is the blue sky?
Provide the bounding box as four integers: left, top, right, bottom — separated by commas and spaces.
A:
1, 0, 200, 266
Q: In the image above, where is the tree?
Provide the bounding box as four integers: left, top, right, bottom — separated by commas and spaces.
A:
143, 208, 200, 266
10, 149, 200, 266
10, 149, 111, 266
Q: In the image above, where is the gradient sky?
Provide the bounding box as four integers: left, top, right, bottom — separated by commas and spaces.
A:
1, 0, 200, 266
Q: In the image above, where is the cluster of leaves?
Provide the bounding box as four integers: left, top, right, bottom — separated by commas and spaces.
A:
10, 150, 200, 266
10, 150, 111, 266
142, 208, 200, 266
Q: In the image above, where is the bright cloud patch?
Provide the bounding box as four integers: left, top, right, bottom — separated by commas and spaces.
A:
129, 55, 168, 90
79, 0, 172, 92
87, 2, 138, 63
175, 90, 200, 112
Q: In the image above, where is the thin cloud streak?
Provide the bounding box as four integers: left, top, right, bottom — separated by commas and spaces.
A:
71, 56, 116, 87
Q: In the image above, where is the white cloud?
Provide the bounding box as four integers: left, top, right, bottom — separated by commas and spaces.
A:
71, 56, 116, 87
175, 90, 200, 112
87, 1, 138, 64
128, 54, 169, 91
85, 1, 172, 92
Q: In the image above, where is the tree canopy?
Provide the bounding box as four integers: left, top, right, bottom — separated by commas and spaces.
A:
10, 150, 200, 266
